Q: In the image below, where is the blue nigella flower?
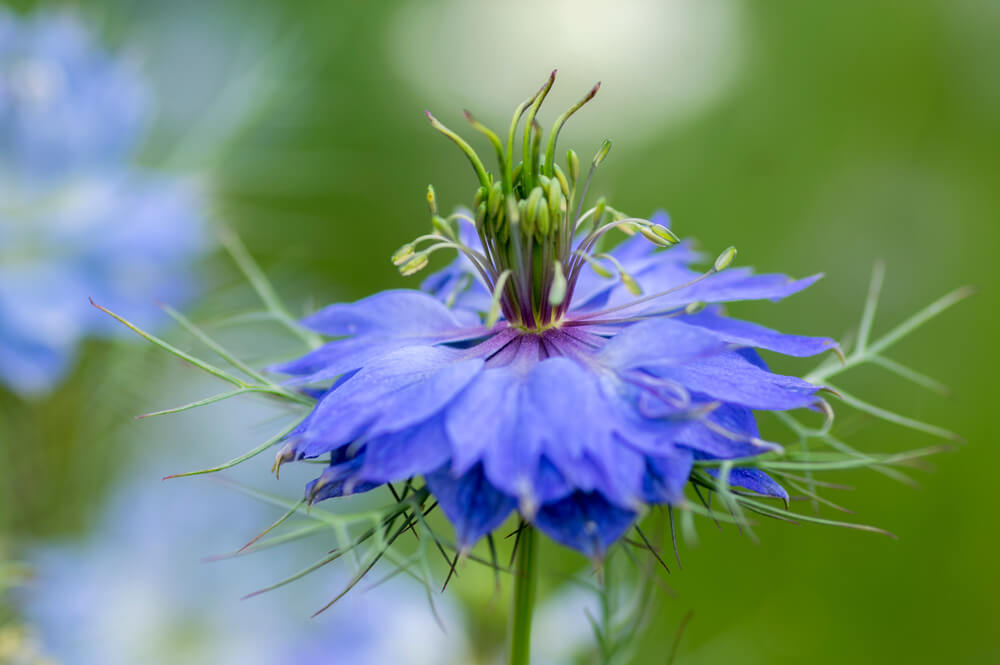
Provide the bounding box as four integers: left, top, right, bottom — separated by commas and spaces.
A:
271, 72, 838, 558
0, 10, 148, 180
0, 9, 204, 396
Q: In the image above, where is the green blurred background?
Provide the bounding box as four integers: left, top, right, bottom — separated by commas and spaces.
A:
2, 0, 997, 663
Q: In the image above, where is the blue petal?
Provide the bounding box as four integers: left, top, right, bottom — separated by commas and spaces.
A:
445, 366, 522, 475
270, 336, 420, 383
684, 270, 823, 304
421, 259, 492, 314
270, 322, 486, 385
421, 222, 493, 313
425, 464, 516, 550
706, 467, 789, 502
448, 359, 648, 512
359, 415, 453, 483
679, 310, 837, 357
570, 239, 701, 311
296, 346, 483, 458
640, 446, 694, 504
576, 264, 821, 316
596, 318, 730, 370
305, 450, 381, 504
533, 492, 636, 559
300, 289, 478, 337
516, 359, 646, 508
655, 351, 820, 410
675, 404, 774, 458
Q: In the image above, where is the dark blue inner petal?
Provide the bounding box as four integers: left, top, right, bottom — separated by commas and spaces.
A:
425, 463, 516, 551
533, 492, 636, 560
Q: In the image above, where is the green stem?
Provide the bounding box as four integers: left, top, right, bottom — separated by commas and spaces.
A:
508, 526, 538, 665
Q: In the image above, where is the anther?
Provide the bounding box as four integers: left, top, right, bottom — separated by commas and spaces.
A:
714, 246, 737, 272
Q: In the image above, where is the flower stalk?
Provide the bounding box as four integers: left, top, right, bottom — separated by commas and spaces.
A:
509, 526, 538, 665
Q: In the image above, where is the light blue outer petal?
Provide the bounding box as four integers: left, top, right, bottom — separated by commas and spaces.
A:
445, 367, 522, 476
678, 309, 837, 357
574, 262, 821, 316
300, 289, 479, 337
595, 318, 731, 370
270, 323, 487, 386
653, 351, 820, 410
296, 346, 483, 458
570, 236, 702, 310
675, 404, 770, 459
359, 415, 453, 483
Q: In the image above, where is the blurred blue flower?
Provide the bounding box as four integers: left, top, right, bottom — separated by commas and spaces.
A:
21, 457, 462, 665
0, 9, 205, 397
0, 10, 148, 179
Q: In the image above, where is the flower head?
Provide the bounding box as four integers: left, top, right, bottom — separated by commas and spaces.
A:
272, 72, 837, 558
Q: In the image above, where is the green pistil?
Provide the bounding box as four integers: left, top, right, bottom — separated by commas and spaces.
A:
396, 71, 679, 330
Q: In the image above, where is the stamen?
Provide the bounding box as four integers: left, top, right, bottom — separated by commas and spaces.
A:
570, 246, 737, 321
391, 242, 416, 266
639, 223, 680, 248
548, 261, 567, 306
486, 270, 513, 327
714, 246, 737, 271
566, 149, 581, 184
596, 253, 642, 295
571, 139, 612, 230
426, 184, 438, 215
444, 272, 472, 309
684, 301, 706, 315
574, 251, 614, 278
432, 215, 458, 241
399, 252, 429, 276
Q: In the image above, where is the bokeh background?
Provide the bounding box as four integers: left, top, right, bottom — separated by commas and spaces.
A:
1, 0, 997, 663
